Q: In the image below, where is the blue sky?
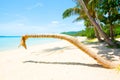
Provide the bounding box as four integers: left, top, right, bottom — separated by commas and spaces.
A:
0, 0, 85, 35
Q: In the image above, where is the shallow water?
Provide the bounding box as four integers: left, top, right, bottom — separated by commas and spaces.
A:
0, 36, 58, 51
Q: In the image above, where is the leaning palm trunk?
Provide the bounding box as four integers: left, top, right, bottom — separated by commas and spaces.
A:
94, 27, 103, 42
77, 0, 116, 47
110, 23, 115, 41
19, 34, 119, 69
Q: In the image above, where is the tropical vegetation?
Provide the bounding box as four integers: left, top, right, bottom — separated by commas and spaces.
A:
62, 25, 120, 39
63, 0, 120, 47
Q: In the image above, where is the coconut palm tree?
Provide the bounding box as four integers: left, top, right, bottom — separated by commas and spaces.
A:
98, 0, 120, 41
63, 0, 118, 46
63, 5, 102, 42
19, 34, 120, 69
77, 0, 118, 47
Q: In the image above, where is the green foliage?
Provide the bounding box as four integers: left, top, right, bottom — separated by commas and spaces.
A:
62, 25, 120, 39
62, 8, 81, 19
76, 30, 86, 36
62, 0, 120, 39
61, 27, 95, 39
98, 0, 120, 24
85, 27, 95, 39
102, 24, 120, 38
61, 31, 78, 36
115, 26, 120, 37
102, 25, 110, 37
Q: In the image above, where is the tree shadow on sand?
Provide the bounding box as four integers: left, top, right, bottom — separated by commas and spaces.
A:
24, 41, 119, 68
84, 42, 120, 61
24, 45, 104, 68
42, 46, 74, 52
23, 60, 103, 68
31, 46, 76, 55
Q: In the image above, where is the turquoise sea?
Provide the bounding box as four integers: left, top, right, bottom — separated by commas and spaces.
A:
0, 36, 58, 51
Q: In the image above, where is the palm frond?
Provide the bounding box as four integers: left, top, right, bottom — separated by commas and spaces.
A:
73, 16, 82, 22
62, 7, 80, 19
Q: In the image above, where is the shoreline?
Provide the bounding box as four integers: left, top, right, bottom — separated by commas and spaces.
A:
0, 37, 120, 80
0, 36, 59, 52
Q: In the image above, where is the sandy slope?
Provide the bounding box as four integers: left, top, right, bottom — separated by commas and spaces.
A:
0, 38, 120, 80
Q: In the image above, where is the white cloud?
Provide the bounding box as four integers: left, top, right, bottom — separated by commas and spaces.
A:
26, 2, 43, 10
75, 21, 84, 26
51, 21, 59, 24
0, 19, 85, 35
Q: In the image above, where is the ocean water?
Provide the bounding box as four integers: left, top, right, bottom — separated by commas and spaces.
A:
0, 36, 58, 51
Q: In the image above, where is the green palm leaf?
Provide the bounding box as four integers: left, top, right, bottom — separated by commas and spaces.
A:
62, 7, 80, 19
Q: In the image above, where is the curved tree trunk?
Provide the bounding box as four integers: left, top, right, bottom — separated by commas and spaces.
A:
94, 27, 103, 42
19, 34, 119, 69
77, 0, 117, 47
110, 23, 115, 41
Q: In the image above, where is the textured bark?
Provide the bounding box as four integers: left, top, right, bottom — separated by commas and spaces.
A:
110, 24, 115, 41
94, 27, 103, 42
19, 34, 119, 69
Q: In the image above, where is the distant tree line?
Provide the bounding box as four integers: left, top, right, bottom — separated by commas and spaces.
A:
62, 24, 120, 39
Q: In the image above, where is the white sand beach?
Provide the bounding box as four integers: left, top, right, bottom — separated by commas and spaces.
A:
0, 38, 120, 80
